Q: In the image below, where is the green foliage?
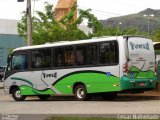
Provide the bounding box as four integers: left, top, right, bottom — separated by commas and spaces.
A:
78, 9, 103, 36
18, 2, 156, 45
59, 1, 77, 28
101, 26, 147, 37
17, 2, 88, 45
17, 11, 27, 40
9, 48, 14, 54
151, 27, 160, 42
121, 27, 147, 36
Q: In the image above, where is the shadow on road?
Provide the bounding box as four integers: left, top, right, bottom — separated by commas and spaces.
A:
23, 95, 160, 102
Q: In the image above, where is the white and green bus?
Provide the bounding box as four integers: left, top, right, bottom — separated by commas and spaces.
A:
153, 42, 160, 89
3, 36, 157, 101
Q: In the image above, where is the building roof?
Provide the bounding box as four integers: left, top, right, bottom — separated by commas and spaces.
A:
55, 0, 75, 9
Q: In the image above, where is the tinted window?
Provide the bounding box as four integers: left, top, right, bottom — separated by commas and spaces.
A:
87, 44, 97, 65
12, 54, 28, 70
32, 49, 51, 69
75, 45, 87, 65
64, 46, 74, 66
99, 42, 118, 65
110, 42, 118, 64
54, 48, 64, 67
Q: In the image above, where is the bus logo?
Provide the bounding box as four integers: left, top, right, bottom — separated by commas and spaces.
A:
129, 42, 150, 50
42, 72, 57, 78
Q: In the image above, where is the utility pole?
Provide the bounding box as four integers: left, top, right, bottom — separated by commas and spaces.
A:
143, 14, 154, 37
18, 0, 32, 46
26, 0, 32, 46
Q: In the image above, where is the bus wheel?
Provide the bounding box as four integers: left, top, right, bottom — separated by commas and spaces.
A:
74, 85, 89, 101
12, 88, 26, 101
38, 95, 50, 101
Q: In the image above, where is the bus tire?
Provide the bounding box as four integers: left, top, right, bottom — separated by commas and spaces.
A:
38, 95, 50, 101
74, 85, 89, 101
12, 88, 26, 101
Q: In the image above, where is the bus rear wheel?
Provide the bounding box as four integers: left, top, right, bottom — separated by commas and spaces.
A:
38, 95, 50, 101
74, 85, 89, 101
12, 88, 26, 101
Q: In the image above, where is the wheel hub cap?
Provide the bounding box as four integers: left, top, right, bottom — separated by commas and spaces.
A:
15, 90, 21, 98
77, 88, 84, 98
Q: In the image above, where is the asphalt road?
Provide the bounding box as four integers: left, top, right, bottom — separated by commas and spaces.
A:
1, 88, 160, 115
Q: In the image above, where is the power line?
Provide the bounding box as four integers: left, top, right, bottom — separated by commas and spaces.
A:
78, 6, 122, 16
89, 11, 119, 17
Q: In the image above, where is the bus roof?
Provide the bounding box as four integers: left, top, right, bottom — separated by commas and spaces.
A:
13, 36, 119, 52
13, 35, 149, 52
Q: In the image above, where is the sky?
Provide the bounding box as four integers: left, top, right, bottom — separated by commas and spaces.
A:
0, 0, 160, 20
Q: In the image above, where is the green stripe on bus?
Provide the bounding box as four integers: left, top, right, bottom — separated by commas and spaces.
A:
128, 66, 154, 78
19, 85, 55, 95
54, 72, 120, 94
11, 77, 55, 95
11, 72, 121, 95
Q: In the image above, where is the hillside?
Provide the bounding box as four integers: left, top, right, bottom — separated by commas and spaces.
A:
100, 8, 160, 34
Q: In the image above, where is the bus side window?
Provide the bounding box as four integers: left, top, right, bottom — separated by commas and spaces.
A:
99, 41, 118, 65
87, 44, 97, 65
32, 49, 51, 69
32, 50, 41, 68
41, 49, 51, 68
99, 42, 110, 64
110, 42, 118, 64
75, 46, 86, 65
54, 48, 64, 67
64, 46, 74, 66
12, 54, 28, 70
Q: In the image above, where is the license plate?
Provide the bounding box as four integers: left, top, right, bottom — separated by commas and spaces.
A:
139, 82, 145, 86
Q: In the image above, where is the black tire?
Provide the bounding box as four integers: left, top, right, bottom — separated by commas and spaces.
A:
102, 92, 117, 101
74, 85, 89, 101
38, 95, 50, 101
12, 88, 26, 101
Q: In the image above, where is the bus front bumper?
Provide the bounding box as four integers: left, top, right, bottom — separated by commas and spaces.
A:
121, 76, 157, 91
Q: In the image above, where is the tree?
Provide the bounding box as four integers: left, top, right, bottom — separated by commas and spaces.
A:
76, 9, 103, 37
121, 27, 147, 36
102, 26, 147, 36
151, 28, 160, 42
18, 2, 149, 45
17, 2, 88, 45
